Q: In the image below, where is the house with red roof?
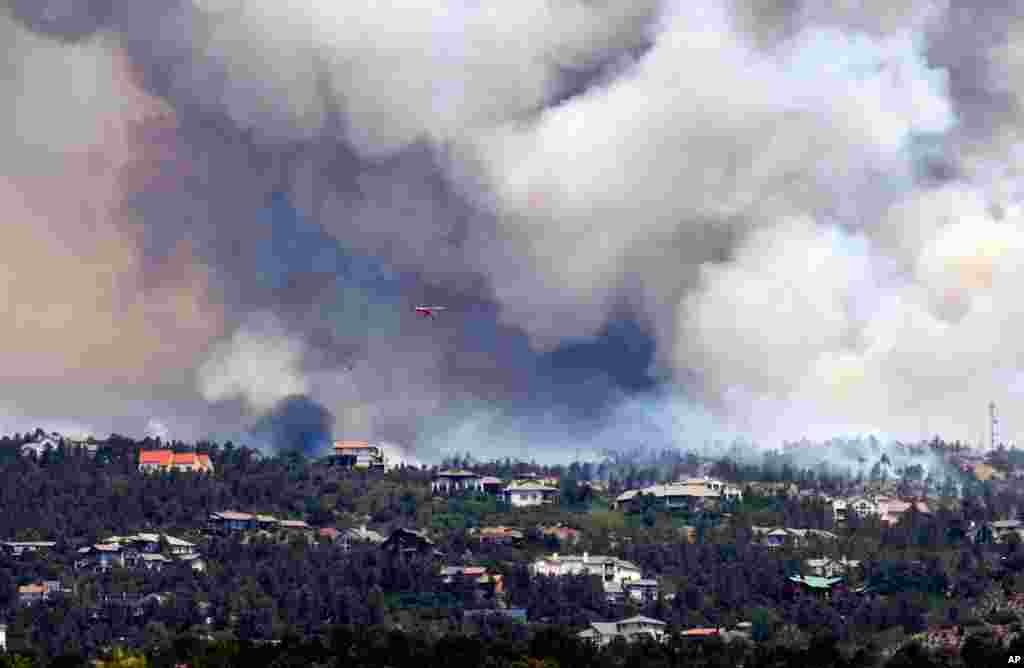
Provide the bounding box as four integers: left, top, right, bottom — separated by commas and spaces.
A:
138, 450, 214, 474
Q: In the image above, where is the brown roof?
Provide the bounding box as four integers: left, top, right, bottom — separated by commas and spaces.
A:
18, 584, 45, 594
333, 440, 375, 450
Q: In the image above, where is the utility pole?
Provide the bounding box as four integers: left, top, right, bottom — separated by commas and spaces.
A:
990, 401, 1000, 451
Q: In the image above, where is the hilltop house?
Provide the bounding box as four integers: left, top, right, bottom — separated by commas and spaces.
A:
432, 470, 484, 495
604, 578, 661, 604
578, 616, 667, 647
833, 496, 879, 522
833, 496, 930, 525
138, 450, 214, 474
0, 541, 56, 556
750, 527, 838, 550
20, 436, 59, 459
614, 477, 742, 512
76, 533, 202, 572
19, 432, 97, 458
104, 532, 193, 554
472, 526, 525, 545
440, 566, 505, 604
331, 441, 387, 469
18, 580, 67, 605
531, 553, 643, 585
806, 556, 862, 578
503, 481, 560, 507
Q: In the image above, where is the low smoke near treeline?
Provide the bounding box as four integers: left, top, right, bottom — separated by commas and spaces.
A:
6, 1, 1024, 462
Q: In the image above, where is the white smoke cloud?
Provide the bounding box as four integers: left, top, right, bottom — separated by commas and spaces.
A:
198, 312, 309, 413
463, 2, 955, 352
170, 0, 660, 151
145, 419, 171, 441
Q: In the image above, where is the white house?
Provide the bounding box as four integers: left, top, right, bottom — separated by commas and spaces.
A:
20, 436, 59, 458
806, 556, 861, 578
531, 553, 642, 584
431, 470, 484, 495
503, 481, 559, 507
578, 616, 667, 647
0, 623, 6, 652
1, 541, 57, 556
605, 578, 661, 604
833, 496, 880, 522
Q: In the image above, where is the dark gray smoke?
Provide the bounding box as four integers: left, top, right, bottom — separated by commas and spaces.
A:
250, 394, 334, 455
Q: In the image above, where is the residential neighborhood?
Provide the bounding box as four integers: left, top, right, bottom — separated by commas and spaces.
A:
2, 431, 1024, 668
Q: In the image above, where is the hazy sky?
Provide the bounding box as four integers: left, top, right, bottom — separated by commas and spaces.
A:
4, 1, 1024, 462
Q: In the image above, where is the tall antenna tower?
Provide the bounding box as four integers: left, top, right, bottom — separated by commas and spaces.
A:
990, 401, 1000, 451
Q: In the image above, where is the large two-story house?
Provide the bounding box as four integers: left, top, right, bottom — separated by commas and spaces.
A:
833, 496, 930, 525
578, 616, 667, 647
531, 553, 643, 585
432, 470, 484, 495
805, 556, 862, 578
331, 441, 387, 469
614, 477, 742, 512
138, 450, 214, 474
503, 481, 560, 507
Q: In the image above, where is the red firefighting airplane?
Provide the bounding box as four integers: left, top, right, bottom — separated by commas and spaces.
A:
414, 305, 448, 319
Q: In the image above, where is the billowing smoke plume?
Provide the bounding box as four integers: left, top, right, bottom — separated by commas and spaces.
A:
198, 312, 309, 414
250, 395, 334, 455
8, 1, 1024, 459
